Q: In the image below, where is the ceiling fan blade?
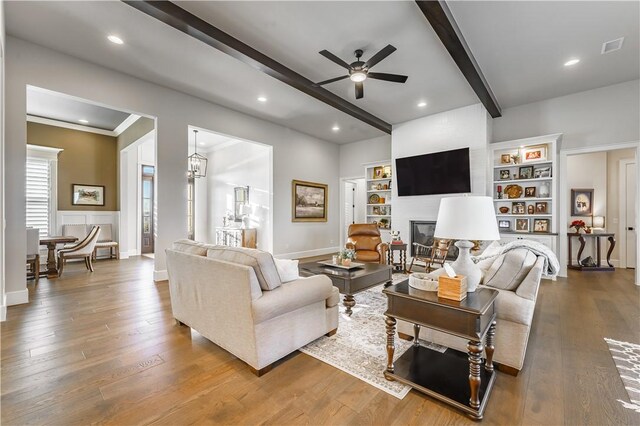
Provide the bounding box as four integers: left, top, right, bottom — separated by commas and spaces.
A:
319, 50, 352, 70
368, 72, 408, 83
364, 44, 397, 69
355, 82, 364, 99
315, 75, 349, 86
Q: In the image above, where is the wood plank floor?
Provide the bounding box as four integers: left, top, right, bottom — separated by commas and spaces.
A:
2, 257, 639, 425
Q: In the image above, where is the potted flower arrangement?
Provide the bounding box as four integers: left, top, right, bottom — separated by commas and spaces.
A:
338, 248, 357, 266
570, 219, 586, 233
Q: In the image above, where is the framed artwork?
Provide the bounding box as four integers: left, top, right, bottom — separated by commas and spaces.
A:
534, 166, 551, 178
499, 169, 511, 180
373, 166, 383, 179
372, 206, 381, 215
382, 165, 392, 178
535, 202, 548, 213
498, 220, 511, 230
521, 145, 548, 163
234, 186, 249, 221
500, 154, 512, 164
571, 188, 593, 216
512, 201, 526, 214
518, 166, 534, 179
515, 218, 530, 232
533, 218, 550, 233
292, 180, 328, 222
524, 186, 536, 197
72, 184, 105, 206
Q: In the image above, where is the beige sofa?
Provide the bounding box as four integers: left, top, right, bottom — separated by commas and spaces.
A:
397, 250, 545, 374
166, 240, 339, 376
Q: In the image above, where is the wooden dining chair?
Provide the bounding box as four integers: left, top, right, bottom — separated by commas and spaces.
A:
57, 226, 101, 277
26, 228, 40, 282
408, 239, 453, 273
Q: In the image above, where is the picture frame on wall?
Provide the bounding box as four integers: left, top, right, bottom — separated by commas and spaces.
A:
571, 188, 593, 216
498, 220, 511, 230
533, 218, 550, 233
521, 144, 548, 163
72, 184, 105, 206
292, 180, 328, 222
515, 218, 530, 232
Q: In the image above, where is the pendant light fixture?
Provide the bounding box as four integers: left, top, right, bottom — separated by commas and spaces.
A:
188, 129, 208, 178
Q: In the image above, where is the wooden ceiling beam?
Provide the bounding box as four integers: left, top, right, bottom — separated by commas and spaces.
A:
123, 1, 392, 134
415, 1, 502, 118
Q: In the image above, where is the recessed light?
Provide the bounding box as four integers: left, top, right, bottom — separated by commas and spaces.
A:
257, 96, 267, 102
417, 101, 427, 108
107, 35, 124, 45
78, 119, 89, 124
564, 58, 580, 67
332, 125, 340, 132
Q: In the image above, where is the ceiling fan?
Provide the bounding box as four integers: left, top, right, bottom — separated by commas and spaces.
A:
315, 44, 408, 99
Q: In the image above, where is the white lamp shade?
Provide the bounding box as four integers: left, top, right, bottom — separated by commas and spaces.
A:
434, 196, 500, 241
593, 216, 605, 228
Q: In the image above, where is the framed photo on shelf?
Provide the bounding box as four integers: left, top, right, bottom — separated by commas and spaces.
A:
571, 188, 593, 216
521, 145, 548, 163
534, 166, 551, 178
382, 165, 392, 178
500, 154, 512, 164
498, 220, 511, 230
499, 169, 511, 180
518, 166, 534, 179
524, 186, 536, 197
372, 166, 383, 179
535, 202, 548, 213
533, 218, 550, 233
372, 206, 381, 215
72, 184, 105, 206
512, 201, 526, 214
515, 218, 530, 232
292, 180, 328, 222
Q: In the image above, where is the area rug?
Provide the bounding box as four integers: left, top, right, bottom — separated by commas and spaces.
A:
605, 337, 640, 413
300, 274, 446, 399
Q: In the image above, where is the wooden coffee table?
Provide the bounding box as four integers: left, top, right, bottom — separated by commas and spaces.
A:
299, 261, 393, 316
383, 280, 498, 420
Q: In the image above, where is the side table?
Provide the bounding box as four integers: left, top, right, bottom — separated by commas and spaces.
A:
383, 280, 498, 420
567, 232, 615, 271
387, 243, 407, 273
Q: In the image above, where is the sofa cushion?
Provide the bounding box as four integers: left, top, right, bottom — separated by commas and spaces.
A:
274, 258, 300, 283
356, 250, 380, 262
172, 239, 209, 256
483, 249, 538, 291
207, 246, 282, 291
478, 285, 535, 326
252, 275, 333, 323
327, 286, 340, 308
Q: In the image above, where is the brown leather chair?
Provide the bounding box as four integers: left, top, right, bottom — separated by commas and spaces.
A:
345, 224, 388, 264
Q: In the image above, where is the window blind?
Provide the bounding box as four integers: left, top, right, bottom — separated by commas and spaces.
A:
26, 157, 51, 238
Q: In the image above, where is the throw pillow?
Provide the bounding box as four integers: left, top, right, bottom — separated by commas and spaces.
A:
483, 248, 537, 291
274, 258, 300, 283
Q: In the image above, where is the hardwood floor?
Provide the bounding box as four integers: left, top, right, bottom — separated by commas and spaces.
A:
2, 257, 639, 425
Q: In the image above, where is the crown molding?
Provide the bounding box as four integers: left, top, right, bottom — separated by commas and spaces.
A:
27, 115, 116, 136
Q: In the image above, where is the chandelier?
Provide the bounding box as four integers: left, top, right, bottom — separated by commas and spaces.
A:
188, 129, 208, 178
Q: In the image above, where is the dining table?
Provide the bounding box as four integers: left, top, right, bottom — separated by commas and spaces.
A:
39, 236, 78, 278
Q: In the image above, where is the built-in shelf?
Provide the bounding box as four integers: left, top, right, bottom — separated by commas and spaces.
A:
367, 203, 391, 206
365, 161, 392, 231
494, 177, 552, 184
494, 197, 552, 202
367, 189, 391, 193
368, 215, 392, 218
496, 214, 552, 217
500, 231, 559, 236
493, 160, 552, 169
369, 177, 393, 182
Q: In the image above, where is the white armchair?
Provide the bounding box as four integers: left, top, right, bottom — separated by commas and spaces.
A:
57, 226, 101, 276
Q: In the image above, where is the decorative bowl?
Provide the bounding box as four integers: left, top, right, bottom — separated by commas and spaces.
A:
408, 273, 439, 291
499, 207, 510, 214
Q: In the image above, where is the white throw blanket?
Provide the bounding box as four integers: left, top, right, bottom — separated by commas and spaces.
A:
472, 239, 560, 277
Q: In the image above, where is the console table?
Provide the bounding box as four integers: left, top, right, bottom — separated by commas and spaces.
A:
383, 280, 498, 420
215, 228, 257, 249
567, 232, 615, 271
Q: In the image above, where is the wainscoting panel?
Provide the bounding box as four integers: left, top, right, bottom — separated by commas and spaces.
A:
56, 211, 120, 241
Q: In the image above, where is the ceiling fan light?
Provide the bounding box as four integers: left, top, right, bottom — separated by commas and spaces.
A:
349, 71, 367, 82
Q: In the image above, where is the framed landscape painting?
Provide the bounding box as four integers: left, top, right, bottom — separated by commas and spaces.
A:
72, 184, 105, 206
292, 180, 328, 222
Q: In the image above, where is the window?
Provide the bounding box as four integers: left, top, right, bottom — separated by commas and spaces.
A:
26, 145, 62, 237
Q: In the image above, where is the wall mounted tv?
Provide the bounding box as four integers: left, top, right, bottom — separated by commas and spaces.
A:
395, 147, 471, 196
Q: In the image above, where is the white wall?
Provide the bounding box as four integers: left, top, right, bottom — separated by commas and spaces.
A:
339, 135, 391, 178
0, 0, 6, 319
391, 104, 491, 248
493, 80, 640, 149
205, 139, 272, 252
5, 37, 340, 302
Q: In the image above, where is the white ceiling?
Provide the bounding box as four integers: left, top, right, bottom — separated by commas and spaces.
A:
6, 1, 639, 143
188, 127, 239, 152
27, 86, 131, 131
448, 1, 640, 108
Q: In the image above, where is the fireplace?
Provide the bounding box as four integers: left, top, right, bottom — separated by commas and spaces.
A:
409, 220, 458, 261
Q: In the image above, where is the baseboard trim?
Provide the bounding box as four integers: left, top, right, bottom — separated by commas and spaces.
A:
154, 269, 168, 282
6, 289, 29, 306
274, 246, 339, 260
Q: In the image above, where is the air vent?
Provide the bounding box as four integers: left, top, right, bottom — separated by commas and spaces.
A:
601, 37, 624, 54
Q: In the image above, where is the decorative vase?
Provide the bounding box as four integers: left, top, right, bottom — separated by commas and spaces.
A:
539, 182, 550, 198
342, 258, 351, 266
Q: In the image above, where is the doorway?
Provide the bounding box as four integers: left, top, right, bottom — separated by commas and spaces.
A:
141, 165, 155, 254
621, 159, 637, 268
340, 178, 366, 246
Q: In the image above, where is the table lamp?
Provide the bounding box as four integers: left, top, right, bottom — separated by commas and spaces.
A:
434, 196, 500, 292
592, 216, 605, 229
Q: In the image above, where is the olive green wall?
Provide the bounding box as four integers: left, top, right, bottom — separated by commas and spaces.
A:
27, 122, 118, 211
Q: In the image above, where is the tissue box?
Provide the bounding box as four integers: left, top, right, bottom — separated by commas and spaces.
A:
437, 275, 468, 301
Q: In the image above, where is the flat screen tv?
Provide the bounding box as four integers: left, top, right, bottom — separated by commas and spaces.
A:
395, 147, 471, 196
